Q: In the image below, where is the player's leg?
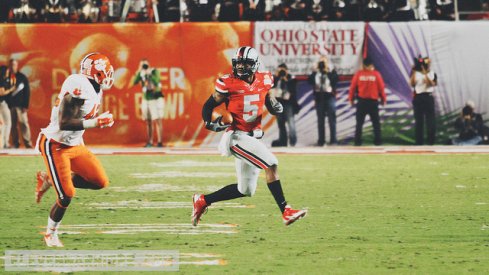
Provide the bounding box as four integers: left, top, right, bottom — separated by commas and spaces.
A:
71, 146, 109, 190
354, 99, 367, 146
230, 133, 306, 225
141, 98, 153, 147
369, 101, 382, 145
265, 165, 307, 226
38, 135, 76, 247
155, 97, 164, 147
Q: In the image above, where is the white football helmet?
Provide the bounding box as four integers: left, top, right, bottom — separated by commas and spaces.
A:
232, 46, 260, 79
80, 52, 114, 90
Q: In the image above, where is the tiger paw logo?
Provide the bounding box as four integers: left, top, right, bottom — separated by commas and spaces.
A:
93, 59, 107, 72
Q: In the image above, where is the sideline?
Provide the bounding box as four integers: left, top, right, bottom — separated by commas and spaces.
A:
1, 145, 489, 156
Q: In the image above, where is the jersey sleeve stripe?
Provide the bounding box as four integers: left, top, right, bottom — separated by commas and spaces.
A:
215, 86, 228, 94
216, 78, 225, 86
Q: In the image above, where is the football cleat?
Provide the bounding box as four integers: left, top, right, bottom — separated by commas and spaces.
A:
191, 194, 208, 227
36, 171, 52, 204
44, 233, 64, 247
282, 205, 307, 226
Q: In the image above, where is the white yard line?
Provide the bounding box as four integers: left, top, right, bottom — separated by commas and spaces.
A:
130, 171, 235, 178
43, 223, 238, 235
86, 200, 254, 209
111, 184, 223, 192
150, 160, 234, 167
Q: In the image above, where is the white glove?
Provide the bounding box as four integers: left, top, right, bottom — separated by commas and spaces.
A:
252, 129, 264, 139
270, 97, 283, 114
83, 111, 114, 129
205, 116, 230, 132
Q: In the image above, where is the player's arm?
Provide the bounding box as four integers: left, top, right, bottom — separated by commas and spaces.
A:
265, 92, 283, 115
202, 91, 229, 132
58, 94, 85, 131
59, 94, 114, 131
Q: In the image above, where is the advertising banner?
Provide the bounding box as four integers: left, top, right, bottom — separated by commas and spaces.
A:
0, 22, 252, 146
253, 21, 365, 75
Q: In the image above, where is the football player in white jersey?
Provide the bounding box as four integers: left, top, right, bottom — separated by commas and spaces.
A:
35, 52, 115, 247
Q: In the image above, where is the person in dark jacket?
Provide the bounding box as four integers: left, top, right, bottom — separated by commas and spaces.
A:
452, 101, 484, 145
8, 59, 32, 148
308, 56, 339, 146
271, 63, 299, 147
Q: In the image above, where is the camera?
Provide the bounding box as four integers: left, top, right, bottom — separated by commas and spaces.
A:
278, 69, 286, 77
318, 61, 326, 71
142, 63, 149, 70
413, 55, 430, 71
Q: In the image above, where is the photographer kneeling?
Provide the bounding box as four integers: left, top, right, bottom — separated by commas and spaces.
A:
452, 101, 484, 146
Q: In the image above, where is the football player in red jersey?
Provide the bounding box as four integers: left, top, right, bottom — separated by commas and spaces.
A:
192, 46, 307, 226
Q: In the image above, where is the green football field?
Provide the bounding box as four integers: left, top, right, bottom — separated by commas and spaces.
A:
1, 153, 489, 274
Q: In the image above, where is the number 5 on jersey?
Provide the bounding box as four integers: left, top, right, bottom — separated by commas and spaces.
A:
243, 94, 260, 122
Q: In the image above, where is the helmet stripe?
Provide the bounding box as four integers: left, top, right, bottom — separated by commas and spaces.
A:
238, 47, 246, 58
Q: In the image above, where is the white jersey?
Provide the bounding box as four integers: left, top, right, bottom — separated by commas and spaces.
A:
413, 71, 436, 94
41, 74, 103, 146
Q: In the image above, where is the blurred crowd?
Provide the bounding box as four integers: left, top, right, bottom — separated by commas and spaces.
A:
0, 0, 488, 23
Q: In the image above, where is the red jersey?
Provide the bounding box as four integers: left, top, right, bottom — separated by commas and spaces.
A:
215, 72, 274, 132
348, 69, 386, 103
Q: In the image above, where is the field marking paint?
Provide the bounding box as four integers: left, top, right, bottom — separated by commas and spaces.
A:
130, 171, 234, 178
150, 161, 234, 167
475, 202, 487, 205
481, 224, 489, 230
39, 223, 238, 235
455, 185, 466, 189
111, 183, 223, 192
86, 200, 254, 209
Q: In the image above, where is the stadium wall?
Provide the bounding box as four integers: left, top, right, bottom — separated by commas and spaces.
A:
0, 22, 487, 146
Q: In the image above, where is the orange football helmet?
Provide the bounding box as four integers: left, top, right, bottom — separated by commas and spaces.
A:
79, 52, 114, 90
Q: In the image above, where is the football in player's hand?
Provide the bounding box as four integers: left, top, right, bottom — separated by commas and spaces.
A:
212, 110, 233, 125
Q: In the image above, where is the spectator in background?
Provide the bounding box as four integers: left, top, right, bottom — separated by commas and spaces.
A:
0, 0, 12, 22
0, 66, 15, 149
307, 0, 331, 21
308, 56, 339, 146
158, 0, 181, 21
216, 0, 241, 21
363, 0, 385, 21
429, 0, 455, 20
8, 59, 33, 148
132, 59, 164, 147
410, 55, 437, 145
386, 0, 415, 21
329, 0, 347, 20
271, 63, 299, 147
451, 101, 484, 145
267, 1, 287, 20
349, 57, 386, 146
286, 0, 309, 20
186, 0, 216, 21
242, 0, 266, 21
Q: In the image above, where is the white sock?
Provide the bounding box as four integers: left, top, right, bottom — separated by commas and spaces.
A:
46, 217, 61, 235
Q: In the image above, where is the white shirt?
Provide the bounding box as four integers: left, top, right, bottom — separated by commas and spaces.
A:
41, 74, 102, 146
315, 72, 332, 93
413, 71, 436, 94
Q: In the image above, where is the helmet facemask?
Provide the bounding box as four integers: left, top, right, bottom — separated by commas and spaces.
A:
95, 65, 114, 90
232, 47, 260, 79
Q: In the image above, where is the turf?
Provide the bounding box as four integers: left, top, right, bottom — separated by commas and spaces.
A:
1, 153, 489, 274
